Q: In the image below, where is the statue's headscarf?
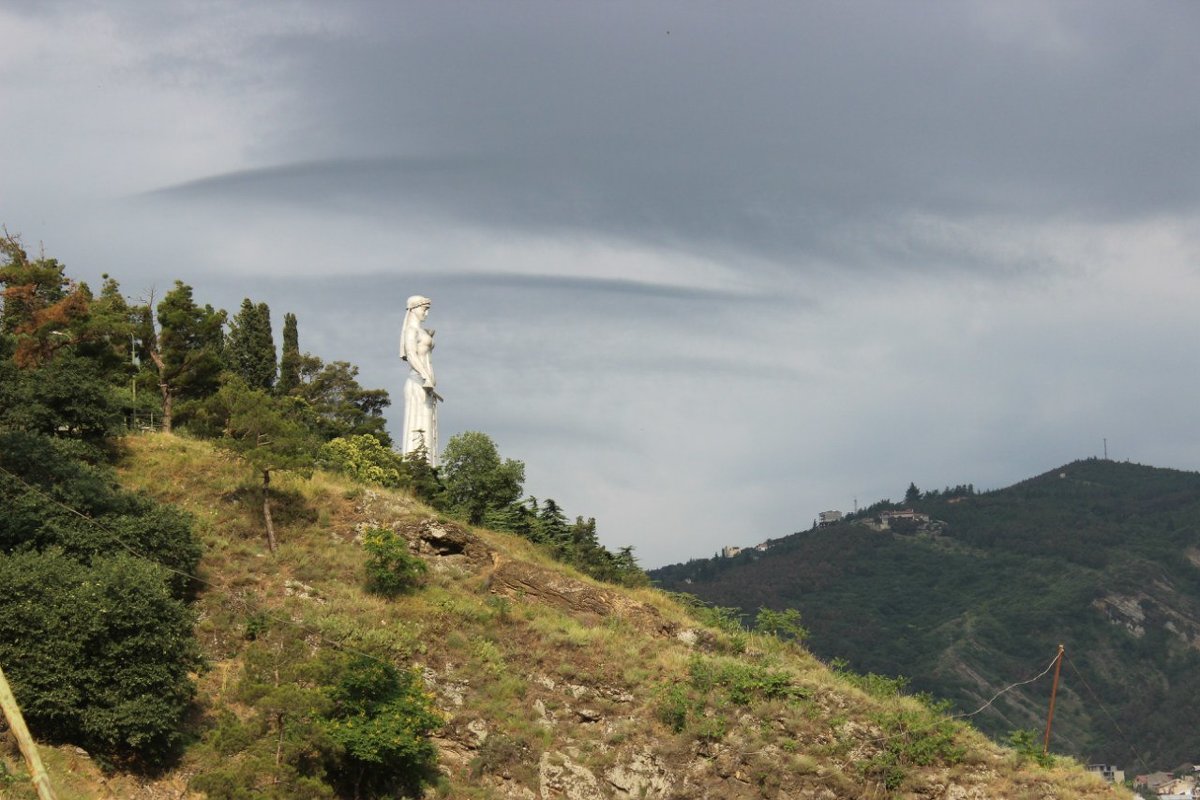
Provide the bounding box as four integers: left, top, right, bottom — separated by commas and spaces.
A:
400, 295, 431, 361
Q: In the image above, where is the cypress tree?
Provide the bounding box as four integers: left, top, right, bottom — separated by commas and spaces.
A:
227, 298, 276, 391
254, 302, 275, 390
278, 312, 300, 395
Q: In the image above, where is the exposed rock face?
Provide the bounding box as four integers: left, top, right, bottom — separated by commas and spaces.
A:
404, 516, 492, 568
488, 556, 675, 635
1093, 586, 1200, 649
604, 748, 673, 798
1092, 593, 1147, 637
539, 751, 605, 800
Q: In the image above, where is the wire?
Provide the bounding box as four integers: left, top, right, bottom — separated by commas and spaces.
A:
952, 652, 1061, 720
1064, 653, 1153, 777
834, 649, 1064, 775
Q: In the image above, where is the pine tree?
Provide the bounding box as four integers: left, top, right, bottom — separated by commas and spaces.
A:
0, 231, 69, 336
213, 376, 317, 552
226, 298, 276, 391
294, 354, 390, 443
278, 312, 301, 395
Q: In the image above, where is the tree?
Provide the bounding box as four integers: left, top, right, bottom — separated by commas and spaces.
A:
0, 232, 93, 368
226, 298, 276, 391
278, 312, 301, 395
754, 607, 810, 643
905, 482, 921, 505
212, 376, 319, 552
612, 545, 649, 587
323, 656, 441, 798
151, 281, 226, 432
0, 352, 121, 444
0, 549, 200, 767
294, 354, 391, 443
438, 432, 525, 525
0, 231, 69, 336
539, 499, 570, 545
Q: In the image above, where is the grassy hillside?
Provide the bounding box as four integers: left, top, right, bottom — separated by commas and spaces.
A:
2, 436, 1129, 799
651, 458, 1200, 773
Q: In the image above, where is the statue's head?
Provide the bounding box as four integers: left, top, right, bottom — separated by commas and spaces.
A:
406, 295, 431, 311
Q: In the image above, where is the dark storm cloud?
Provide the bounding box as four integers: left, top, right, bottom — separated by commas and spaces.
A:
138, 1, 1200, 277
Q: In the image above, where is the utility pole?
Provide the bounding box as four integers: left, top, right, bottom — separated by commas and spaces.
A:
1043, 644, 1065, 756
1103, 438, 1108, 460
130, 332, 137, 430
0, 663, 58, 800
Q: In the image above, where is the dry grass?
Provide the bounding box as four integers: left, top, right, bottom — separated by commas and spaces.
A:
55, 431, 1134, 800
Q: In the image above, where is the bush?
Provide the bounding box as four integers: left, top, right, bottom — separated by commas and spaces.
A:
859, 706, 966, 790
324, 655, 442, 798
0, 431, 201, 599
0, 549, 200, 767
192, 636, 441, 799
1007, 728, 1055, 768
362, 528, 427, 597
657, 655, 804, 737
320, 435, 407, 488
754, 607, 809, 643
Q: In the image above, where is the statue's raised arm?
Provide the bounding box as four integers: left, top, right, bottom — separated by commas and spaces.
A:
400, 295, 439, 465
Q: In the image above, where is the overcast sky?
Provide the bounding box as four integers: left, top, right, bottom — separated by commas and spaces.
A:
3, 1, 1199, 567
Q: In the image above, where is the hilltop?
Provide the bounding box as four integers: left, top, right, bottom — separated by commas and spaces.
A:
1, 435, 1129, 799
650, 458, 1200, 774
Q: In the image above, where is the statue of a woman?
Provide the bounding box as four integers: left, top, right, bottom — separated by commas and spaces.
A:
399, 295, 440, 465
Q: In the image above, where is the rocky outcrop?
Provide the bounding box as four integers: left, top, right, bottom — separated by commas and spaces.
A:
488, 556, 675, 635
403, 516, 492, 569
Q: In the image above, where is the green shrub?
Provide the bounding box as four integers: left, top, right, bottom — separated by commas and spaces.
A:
656, 684, 695, 733
320, 434, 407, 488
859, 706, 966, 791
362, 527, 427, 596
754, 607, 809, 643
688, 656, 801, 705
831, 658, 911, 698
1007, 728, 1055, 768
658, 656, 804, 737
324, 655, 442, 798
201, 639, 443, 799
0, 549, 200, 768
0, 430, 202, 599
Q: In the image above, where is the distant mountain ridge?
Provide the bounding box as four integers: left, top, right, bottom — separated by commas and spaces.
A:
650, 458, 1200, 772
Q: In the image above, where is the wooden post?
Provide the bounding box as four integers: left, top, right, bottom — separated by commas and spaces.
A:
1042, 644, 1065, 755
0, 663, 58, 800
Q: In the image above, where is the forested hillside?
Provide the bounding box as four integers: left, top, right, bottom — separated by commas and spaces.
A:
0, 233, 1128, 798
650, 459, 1200, 772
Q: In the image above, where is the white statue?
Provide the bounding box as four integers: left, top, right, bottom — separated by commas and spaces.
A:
399, 294, 441, 465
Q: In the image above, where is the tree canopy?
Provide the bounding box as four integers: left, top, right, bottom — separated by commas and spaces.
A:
226, 298, 277, 391
439, 431, 526, 525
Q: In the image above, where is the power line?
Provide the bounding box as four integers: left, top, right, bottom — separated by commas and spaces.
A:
954, 651, 1060, 721
1064, 653, 1153, 777
832, 648, 1062, 771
